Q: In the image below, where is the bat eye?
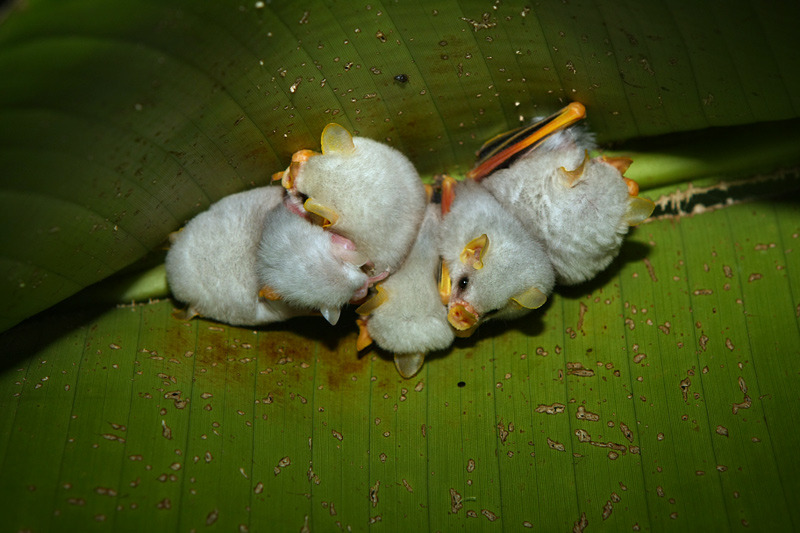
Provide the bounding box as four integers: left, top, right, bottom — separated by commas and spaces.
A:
458, 277, 469, 290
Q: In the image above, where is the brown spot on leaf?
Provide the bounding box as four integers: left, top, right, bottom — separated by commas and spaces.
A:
369, 480, 380, 508
643, 258, 658, 282
573, 512, 588, 533
733, 396, 752, 414
450, 488, 463, 514
535, 403, 566, 415
619, 422, 634, 443
577, 302, 589, 332
680, 377, 691, 403
576, 405, 600, 422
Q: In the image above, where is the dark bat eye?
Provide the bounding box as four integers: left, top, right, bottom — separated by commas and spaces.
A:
458, 277, 469, 290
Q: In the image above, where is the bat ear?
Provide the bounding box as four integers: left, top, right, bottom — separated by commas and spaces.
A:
558, 150, 590, 188
438, 261, 451, 305
394, 352, 425, 378
625, 196, 656, 226
321, 123, 356, 155
459, 234, 489, 270
355, 285, 389, 316
510, 286, 548, 309
303, 197, 340, 228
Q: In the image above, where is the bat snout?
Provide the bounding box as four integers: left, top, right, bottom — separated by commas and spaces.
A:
448, 301, 479, 336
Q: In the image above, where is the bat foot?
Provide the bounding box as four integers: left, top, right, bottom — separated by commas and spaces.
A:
356, 317, 373, 351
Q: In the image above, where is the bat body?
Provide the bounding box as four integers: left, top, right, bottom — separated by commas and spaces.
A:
356, 204, 454, 377
471, 102, 655, 285
280, 124, 428, 276
256, 195, 371, 326
438, 179, 555, 335
482, 126, 654, 285
165, 186, 307, 326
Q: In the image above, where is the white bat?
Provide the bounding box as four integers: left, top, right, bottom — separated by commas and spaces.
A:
438, 178, 556, 336
275, 124, 428, 276
256, 194, 377, 326
355, 204, 454, 378
471, 102, 656, 285
165, 186, 310, 326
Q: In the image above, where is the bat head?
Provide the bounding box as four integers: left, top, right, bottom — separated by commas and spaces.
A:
439, 180, 555, 335
278, 123, 427, 273
256, 200, 370, 325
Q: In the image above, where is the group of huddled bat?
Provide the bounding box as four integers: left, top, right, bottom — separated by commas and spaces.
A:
166, 103, 655, 378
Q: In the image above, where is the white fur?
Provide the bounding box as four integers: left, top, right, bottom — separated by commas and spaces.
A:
439, 180, 555, 324
365, 205, 454, 355
165, 186, 307, 326
483, 128, 632, 285
292, 136, 427, 274
256, 200, 369, 320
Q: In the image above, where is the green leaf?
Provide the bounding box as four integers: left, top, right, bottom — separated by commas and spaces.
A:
2, 1, 800, 531
2, 0, 800, 330
2, 196, 799, 531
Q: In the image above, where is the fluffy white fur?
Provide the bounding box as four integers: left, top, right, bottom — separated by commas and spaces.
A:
483, 128, 649, 285
165, 186, 307, 326
256, 198, 369, 325
439, 180, 555, 329
291, 132, 427, 274
363, 205, 454, 375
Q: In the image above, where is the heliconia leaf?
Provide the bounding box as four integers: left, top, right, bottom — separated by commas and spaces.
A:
1, 0, 800, 330
1, 196, 799, 531
2, 1, 800, 530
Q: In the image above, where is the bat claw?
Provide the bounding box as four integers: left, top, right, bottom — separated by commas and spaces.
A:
602, 155, 634, 175
624, 177, 640, 197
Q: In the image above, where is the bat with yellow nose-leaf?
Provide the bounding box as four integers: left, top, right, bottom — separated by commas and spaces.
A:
354, 203, 455, 378
438, 177, 556, 336
261, 124, 429, 321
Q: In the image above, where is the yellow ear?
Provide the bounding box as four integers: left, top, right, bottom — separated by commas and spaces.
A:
438, 261, 451, 305
355, 285, 389, 316
321, 123, 356, 155
558, 150, 590, 188
510, 286, 547, 309
303, 197, 339, 228
459, 234, 489, 270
